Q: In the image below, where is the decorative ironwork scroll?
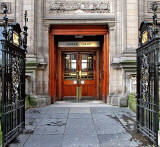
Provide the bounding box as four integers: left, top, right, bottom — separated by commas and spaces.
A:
11, 56, 20, 102
0, 3, 28, 147
140, 54, 149, 102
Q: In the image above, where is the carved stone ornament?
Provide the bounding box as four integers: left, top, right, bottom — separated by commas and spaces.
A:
48, 0, 110, 14
0, 2, 11, 14
147, 1, 160, 13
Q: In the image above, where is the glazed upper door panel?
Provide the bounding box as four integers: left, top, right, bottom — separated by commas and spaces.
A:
62, 52, 96, 98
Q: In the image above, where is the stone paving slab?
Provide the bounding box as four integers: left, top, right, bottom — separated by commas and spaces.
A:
35, 125, 65, 135
53, 100, 107, 107
26, 107, 50, 114
92, 113, 115, 120
47, 107, 70, 113
25, 124, 38, 131
25, 119, 42, 126
38, 118, 67, 126
98, 133, 138, 147
70, 107, 91, 113
9, 100, 153, 147
93, 115, 125, 134
25, 113, 44, 119
23, 135, 63, 147
44, 113, 68, 119
62, 134, 100, 147
10, 134, 31, 147
68, 113, 92, 119
65, 118, 96, 135
90, 107, 114, 115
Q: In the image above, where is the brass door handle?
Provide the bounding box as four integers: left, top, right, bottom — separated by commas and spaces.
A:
79, 71, 82, 78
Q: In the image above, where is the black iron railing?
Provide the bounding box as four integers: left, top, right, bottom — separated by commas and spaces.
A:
0, 3, 28, 147
137, 2, 159, 146
137, 38, 159, 146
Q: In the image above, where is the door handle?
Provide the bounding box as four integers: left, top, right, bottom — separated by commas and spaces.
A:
76, 71, 79, 79
79, 71, 82, 78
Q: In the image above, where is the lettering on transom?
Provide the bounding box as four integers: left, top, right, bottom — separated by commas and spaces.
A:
58, 41, 100, 47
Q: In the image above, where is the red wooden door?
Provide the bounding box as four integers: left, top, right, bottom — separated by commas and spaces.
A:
62, 52, 96, 98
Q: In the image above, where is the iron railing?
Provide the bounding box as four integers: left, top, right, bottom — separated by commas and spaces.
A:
1, 4, 28, 147
137, 2, 159, 146
137, 38, 159, 146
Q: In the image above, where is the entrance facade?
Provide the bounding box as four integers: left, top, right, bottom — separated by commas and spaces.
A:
62, 52, 96, 99
49, 25, 109, 103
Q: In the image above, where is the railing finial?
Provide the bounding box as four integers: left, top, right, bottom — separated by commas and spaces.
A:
152, 2, 159, 38
23, 10, 28, 50
24, 10, 28, 26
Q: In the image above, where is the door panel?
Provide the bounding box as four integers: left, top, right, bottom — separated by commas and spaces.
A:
62, 52, 96, 98
63, 85, 76, 96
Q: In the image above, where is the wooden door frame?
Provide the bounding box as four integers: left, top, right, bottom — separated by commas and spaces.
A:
49, 25, 109, 103
61, 51, 97, 99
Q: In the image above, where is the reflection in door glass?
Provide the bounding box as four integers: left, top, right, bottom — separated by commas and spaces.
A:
71, 60, 76, 71
64, 54, 77, 80
81, 54, 94, 80
82, 54, 87, 72
64, 53, 95, 81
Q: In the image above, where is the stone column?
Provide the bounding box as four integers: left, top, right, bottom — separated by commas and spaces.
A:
122, 0, 127, 52
15, 0, 23, 24
116, 0, 123, 54
108, 23, 119, 105
43, 25, 50, 95
35, 0, 44, 62
36, 70, 43, 95
138, 0, 145, 26
126, 0, 139, 50
23, 0, 36, 55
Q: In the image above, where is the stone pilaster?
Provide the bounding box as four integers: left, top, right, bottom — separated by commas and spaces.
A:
126, 0, 139, 50
23, 0, 36, 55
35, 0, 44, 62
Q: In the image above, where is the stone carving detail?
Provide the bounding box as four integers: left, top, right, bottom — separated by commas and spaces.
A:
0, 2, 11, 14
147, 1, 160, 13
48, 0, 110, 13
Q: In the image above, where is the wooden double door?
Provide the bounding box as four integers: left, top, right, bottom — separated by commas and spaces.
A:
62, 52, 97, 98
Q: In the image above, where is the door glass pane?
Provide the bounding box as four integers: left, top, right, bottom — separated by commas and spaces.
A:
81, 54, 87, 80
81, 54, 94, 80
65, 55, 70, 72
71, 55, 76, 72
88, 54, 94, 80
88, 55, 93, 71
82, 54, 87, 72
64, 53, 95, 81
64, 54, 77, 80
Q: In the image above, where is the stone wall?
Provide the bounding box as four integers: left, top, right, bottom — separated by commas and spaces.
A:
0, 0, 155, 106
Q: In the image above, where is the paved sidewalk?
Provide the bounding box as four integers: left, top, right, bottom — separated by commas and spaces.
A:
10, 101, 152, 147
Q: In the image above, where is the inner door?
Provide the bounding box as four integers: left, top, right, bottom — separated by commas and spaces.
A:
62, 52, 96, 99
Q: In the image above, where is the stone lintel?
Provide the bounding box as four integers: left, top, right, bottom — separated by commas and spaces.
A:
44, 14, 115, 20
